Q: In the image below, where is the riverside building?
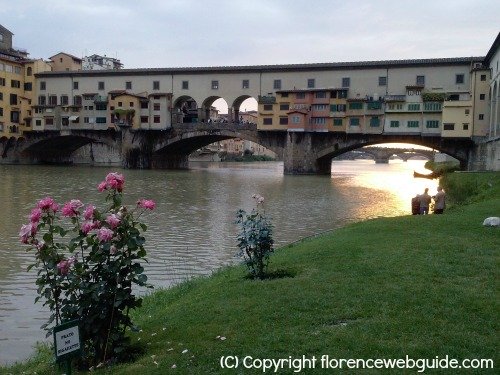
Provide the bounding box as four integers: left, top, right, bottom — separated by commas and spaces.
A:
29, 53, 496, 141
0, 24, 51, 140
1, 23, 499, 155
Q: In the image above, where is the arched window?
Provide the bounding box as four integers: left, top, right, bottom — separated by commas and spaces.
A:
27, 67, 32, 76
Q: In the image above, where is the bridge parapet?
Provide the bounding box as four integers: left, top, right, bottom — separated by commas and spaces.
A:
171, 122, 257, 132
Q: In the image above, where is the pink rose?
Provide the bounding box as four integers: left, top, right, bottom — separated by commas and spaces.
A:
105, 172, 125, 192
97, 181, 107, 192
57, 257, 75, 276
29, 208, 42, 223
110, 245, 118, 255
62, 199, 84, 217
70, 200, 83, 209
19, 223, 37, 244
81, 220, 95, 234
137, 199, 155, 210
83, 205, 95, 220
98, 227, 114, 242
106, 214, 121, 229
37, 197, 56, 211
98, 172, 125, 192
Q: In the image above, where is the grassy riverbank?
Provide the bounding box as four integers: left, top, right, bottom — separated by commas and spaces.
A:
4, 172, 499, 374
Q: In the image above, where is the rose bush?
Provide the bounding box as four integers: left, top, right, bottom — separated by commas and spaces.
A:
20, 172, 155, 367
236, 194, 274, 279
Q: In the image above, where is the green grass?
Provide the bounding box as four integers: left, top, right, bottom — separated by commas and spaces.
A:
441, 171, 500, 205
3, 172, 499, 374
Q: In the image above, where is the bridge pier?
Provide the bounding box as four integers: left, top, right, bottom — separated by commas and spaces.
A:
283, 132, 330, 175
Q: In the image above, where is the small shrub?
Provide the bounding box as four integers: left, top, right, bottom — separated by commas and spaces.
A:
425, 160, 460, 174
236, 194, 274, 280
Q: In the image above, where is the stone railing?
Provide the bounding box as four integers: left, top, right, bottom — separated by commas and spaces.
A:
171, 122, 257, 131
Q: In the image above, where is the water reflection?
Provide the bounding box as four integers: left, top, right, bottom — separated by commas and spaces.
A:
0, 160, 436, 364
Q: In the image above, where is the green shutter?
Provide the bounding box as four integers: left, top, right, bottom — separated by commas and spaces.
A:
370, 117, 380, 127
390, 121, 399, 127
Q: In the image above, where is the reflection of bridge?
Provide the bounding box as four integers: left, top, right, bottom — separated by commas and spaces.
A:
337, 147, 435, 163
2, 122, 475, 175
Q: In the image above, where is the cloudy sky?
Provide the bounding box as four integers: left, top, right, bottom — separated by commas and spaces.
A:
1, 0, 499, 69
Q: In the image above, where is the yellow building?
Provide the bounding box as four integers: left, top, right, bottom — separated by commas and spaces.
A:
259, 88, 357, 133
109, 92, 144, 129
49, 52, 82, 72
0, 56, 24, 137
441, 92, 472, 138
0, 24, 51, 139
470, 67, 491, 137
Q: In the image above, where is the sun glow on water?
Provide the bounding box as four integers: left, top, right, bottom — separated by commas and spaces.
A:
332, 159, 439, 217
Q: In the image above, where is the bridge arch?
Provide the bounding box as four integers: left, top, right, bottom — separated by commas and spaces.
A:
399, 151, 434, 161
153, 128, 278, 155
18, 131, 120, 164
231, 95, 258, 122
173, 95, 198, 123
202, 96, 228, 122
313, 135, 470, 173
132, 125, 283, 169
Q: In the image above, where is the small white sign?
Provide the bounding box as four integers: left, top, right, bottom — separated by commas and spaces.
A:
55, 326, 81, 357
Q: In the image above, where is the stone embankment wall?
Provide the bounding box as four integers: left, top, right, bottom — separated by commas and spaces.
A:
0, 141, 121, 166
72, 143, 121, 166
469, 138, 499, 171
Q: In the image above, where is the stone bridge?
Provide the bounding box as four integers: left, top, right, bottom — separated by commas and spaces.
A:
1, 123, 475, 174
340, 147, 436, 163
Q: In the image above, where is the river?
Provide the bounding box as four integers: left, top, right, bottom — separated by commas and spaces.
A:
0, 160, 437, 364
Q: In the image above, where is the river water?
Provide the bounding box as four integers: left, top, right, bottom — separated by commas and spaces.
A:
0, 160, 437, 364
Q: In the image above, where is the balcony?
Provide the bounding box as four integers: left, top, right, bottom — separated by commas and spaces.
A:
258, 95, 276, 104
384, 95, 406, 102
422, 92, 446, 102
366, 101, 384, 115
94, 95, 108, 104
